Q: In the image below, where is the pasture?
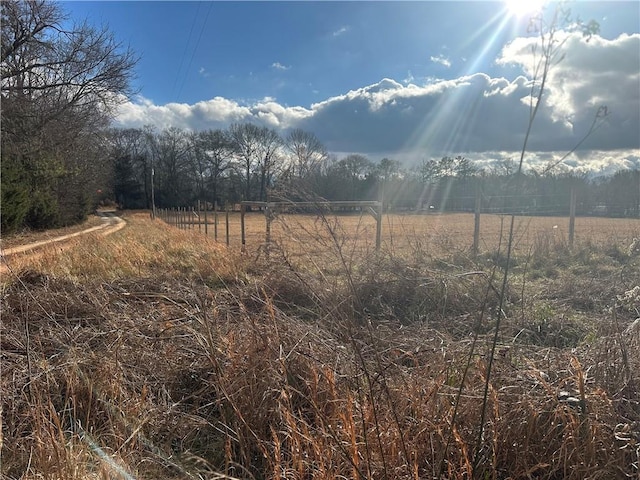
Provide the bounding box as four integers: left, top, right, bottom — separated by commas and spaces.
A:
1, 211, 639, 479
181, 209, 639, 260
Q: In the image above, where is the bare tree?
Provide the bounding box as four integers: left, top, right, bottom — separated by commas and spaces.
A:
284, 128, 328, 179
229, 123, 262, 201
154, 127, 192, 207
255, 126, 283, 201
1, 0, 136, 134
191, 129, 234, 206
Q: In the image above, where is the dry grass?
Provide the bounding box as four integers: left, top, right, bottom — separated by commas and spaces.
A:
210, 211, 639, 258
1, 212, 245, 284
2, 211, 639, 479
0, 215, 106, 250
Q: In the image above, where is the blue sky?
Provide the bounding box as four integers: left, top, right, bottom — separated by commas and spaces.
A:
62, 1, 640, 174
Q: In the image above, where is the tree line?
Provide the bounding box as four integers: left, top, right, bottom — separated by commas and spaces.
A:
110, 124, 640, 219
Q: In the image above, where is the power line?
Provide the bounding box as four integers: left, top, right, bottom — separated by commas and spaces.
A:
176, 1, 213, 102
170, 2, 201, 101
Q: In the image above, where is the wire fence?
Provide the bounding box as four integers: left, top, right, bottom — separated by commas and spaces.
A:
156, 190, 640, 256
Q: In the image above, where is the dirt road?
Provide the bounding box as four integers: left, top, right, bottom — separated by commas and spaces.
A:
0, 211, 126, 275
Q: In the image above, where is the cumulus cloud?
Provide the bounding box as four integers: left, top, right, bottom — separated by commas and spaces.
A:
498, 32, 640, 150
114, 95, 312, 131
296, 73, 569, 154
114, 96, 253, 130
112, 32, 638, 173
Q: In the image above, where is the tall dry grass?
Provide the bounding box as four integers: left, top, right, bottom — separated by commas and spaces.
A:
1, 211, 639, 479
1, 212, 245, 284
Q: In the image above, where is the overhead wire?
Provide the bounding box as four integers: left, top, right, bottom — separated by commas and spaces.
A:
176, 1, 214, 102
170, 2, 201, 101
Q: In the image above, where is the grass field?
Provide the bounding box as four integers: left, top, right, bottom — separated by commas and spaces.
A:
172, 210, 639, 271
2, 210, 639, 479
169, 209, 638, 247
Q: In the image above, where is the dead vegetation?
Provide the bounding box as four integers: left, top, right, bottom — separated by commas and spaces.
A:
0, 214, 107, 251
1, 211, 639, 479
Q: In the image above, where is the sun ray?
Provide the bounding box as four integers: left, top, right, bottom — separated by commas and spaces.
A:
504, 0, 546, 18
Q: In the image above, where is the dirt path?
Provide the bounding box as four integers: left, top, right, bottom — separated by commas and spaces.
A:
0, 211, 126, 274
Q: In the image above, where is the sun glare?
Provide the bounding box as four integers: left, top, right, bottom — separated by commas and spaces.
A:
504, 0, 546, 17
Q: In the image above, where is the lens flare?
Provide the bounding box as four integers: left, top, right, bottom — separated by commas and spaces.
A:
504, 0, 546, 18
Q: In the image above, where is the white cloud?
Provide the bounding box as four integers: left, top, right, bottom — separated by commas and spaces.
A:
403, 70, 415, 85
251, 98, 313, 128
271, 62, 291, 71
430, 54, 452, 68
114, 96, 252, 130
112, 32, 638, 174
332, 26, 349, 37
497, 32, 640, 148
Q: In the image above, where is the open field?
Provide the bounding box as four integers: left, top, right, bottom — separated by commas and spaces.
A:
176, 210, 639, 259
2, 211, 639, 479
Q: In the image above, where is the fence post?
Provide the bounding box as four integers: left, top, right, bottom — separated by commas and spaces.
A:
473, 184, 481, 256
569, 187, 576, 248
214, 201, 219, 241
240, 203, 246, 252
204, 203, 208, 236
265, 202, 272, 247
226, 206, 230, 247
375, 202, 382, 251
197, 202, 201, 233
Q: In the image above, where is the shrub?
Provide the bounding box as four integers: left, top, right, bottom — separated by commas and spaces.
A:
25, 189, 60, 229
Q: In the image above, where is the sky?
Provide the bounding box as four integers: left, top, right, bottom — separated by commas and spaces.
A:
62, 1, 640, 175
